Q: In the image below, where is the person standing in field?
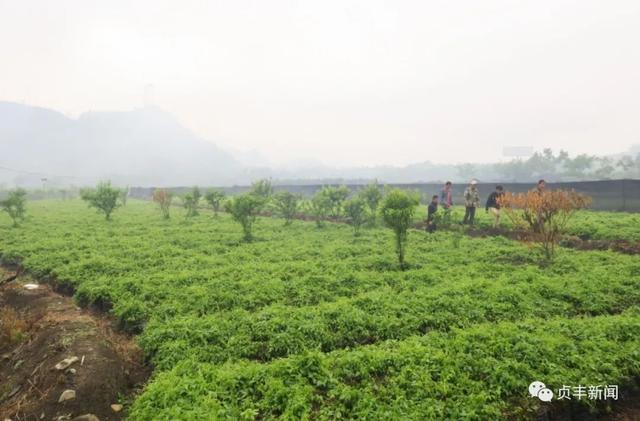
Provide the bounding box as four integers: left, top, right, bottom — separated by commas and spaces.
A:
462, 180, 480, 225
440, 181, 453, 210
485, 185, 504, 228
426, 194, 439, 233
529, 179, 547, 232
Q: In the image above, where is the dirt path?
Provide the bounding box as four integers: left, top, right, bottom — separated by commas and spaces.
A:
0, 267, 149, 421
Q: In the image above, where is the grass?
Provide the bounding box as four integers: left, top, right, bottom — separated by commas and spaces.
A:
0, 307, 27, 348
414, 204, 640, 242
0, 199, 639, 420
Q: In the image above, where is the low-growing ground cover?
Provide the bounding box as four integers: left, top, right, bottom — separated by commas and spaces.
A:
563, 210, 640, 241
0, 200, 639, 419
131, 312, 640, 420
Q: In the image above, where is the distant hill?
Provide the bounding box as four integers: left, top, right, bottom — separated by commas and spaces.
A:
0, 102, 241, 187
2, 102, 638, 188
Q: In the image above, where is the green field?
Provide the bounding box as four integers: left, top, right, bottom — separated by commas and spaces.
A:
414, 204, 640, 242
1, 200, 639, 420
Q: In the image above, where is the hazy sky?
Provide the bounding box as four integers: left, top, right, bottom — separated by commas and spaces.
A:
1, 0, 639, 166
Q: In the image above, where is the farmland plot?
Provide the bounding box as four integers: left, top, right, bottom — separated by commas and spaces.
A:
1, 200, 639, 420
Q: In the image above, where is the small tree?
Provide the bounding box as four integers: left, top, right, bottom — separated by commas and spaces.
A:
499, 190, 591, 261
153, 188, 173, 219
204, 189, 226, 217
358, 181, 383, 215
251, 178, 274, 200
0, 188, 27, 227
344, 197, 367, 235
309, 190, 332, 227
182, 186, 201, 218
273, 191, 300, 225
225, 193, 265, 241
120, 186, 130, 206
321, 185, 350, 218
380, 189, 420, 269
80, 181, 121, 220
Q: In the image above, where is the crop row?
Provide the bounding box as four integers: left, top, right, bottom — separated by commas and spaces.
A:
130, 311, 640, 420
140, 251, 640, 369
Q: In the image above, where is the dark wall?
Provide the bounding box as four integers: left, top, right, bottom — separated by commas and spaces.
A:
130, 179, 640, 212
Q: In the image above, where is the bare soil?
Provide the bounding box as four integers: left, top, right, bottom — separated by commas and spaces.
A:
0, 267, 149, 421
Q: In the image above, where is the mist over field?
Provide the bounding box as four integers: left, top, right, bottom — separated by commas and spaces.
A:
2, 0, 640, 187
1, 100, 639, 187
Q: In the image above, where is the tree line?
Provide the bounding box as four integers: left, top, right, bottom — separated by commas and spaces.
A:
457, 148, 640, 182
1, 179, 591, 269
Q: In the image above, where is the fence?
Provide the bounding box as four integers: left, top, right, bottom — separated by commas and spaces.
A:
129, 179, 640, 212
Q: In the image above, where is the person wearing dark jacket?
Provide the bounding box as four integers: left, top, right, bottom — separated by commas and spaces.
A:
426, 195, 438, 233
485, 185, 504, 227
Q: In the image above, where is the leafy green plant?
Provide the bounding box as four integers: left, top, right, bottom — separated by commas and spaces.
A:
251, 178, 274, 200
80, 181, 121, 220
321, 185, 350, 218
358, 181, 383, 224
0, 188, 27, 227
450, 224, 464, 248
131, 314, 640, 420
273, 191, 300, 225
380, 189, 420, 268
343, 197, 367, 235
204, 189, 226, 217
308, 190, 332, 227
225, 193, 265, 241
120, 185, 130, 206
182, 186, 201, 218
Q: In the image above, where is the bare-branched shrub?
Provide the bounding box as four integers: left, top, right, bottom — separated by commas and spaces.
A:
153, 188, 174, 219
499, 190, 591, 261
0, 307, 27, 348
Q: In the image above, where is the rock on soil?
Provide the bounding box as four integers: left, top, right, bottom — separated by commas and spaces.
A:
0, 267, 149, 420
55, 356, 80, 371
72, 415, 100, 421
58, 389, 76, 403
